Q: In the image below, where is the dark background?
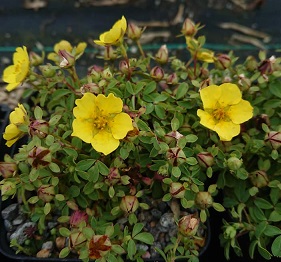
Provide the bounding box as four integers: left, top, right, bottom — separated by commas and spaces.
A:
1, 0, 281, 261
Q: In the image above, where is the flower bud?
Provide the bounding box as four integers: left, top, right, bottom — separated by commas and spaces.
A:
104, 46, 117, 60
101, 68, 113, 80
265, 131, 281, 149
119, 60, 131, 75
195, 191, 213, 209
120, 195, 139, 213
150, 66, 164, 81
105, 167, 121, 186
166, 147, 186, 166
29, 119, 49, 138
227, 156, 243, 171
170, 182, 186, 198
249, 170, 269, 188
178, 214, 200, 236
0, 181, 16, 199
88, 65, 103, 81
39, 63, 56, 78
37, 184, 55, 202
69, 230, 87, 250
224, 225, 236, 239
197, 152, 214, 168
127, 22, 143, 40
58, 50, 75, 68
166, 73, 178, 85
200, 78, 211, 89
28, 146, 52, 168
88, 235, 112, 259
70, 210, 88, 228
0, 162, 17, 178
164, 131, 184, 146
245, 55, 258, 71
238, 74, 251, 91
155, 45, 169, 64
214, 53, 231, 69
181, 18, 197, 36
258, 56, 276, 75
29, 51, 43, 66
80, 83, 100, 94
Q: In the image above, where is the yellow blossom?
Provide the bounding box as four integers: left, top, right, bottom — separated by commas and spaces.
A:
2, 46, 30, 91
3, 104, 29, 147
47, 40, 87, 64
94, 16, 127, 46
186, 36, 214, 63
197, 83, 253, 141
72, 93, 133, 155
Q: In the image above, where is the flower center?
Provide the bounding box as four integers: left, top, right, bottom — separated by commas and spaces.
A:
93, 115, 108, 130
213, 107, 227, 121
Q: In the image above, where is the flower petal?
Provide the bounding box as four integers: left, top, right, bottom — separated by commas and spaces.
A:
10, 104, 27, 124
54, 40, 72, 54
72, 119, 95, 143
3, 124, 22, 147
199, 85, 222, 109
73, 93, 97, 119
213, 121, 240, 141
109, 113, 133, 139
96, 93, 123, 115
91, 130, 119, 155
197, 109, 216, 130
228, 100, 253, 124
217, 83, 242, 107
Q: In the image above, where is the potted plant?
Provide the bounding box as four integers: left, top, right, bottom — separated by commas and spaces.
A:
0, 15, 280, 262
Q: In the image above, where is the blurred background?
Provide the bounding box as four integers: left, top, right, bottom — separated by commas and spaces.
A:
0, 1, 281, 261
0, 0, 280, 72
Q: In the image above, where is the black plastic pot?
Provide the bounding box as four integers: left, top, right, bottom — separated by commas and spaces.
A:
0, 196, 211, 262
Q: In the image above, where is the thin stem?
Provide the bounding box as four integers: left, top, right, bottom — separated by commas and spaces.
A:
136, 39, 145, 58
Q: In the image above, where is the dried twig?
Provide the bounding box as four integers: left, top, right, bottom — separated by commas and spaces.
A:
219, 22, 271, 43
229, 33, 266, 49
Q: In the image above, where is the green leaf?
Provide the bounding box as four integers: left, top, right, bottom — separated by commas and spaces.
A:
269, 81, 281, 98
176, 82, 189, 99
49, 162, 60, 173
136, 119, 151, 131
59, 247, 70, 258
212, 202, 225, 212
76, 159, 96, 171
264, 225, 281, 236
172, 166, 181, 178
171, 116, 180, 131
255, 221, 267, 238
133, 232, 154, 245
59, 227, 71, 237
132, 223, 144, 238
49, 115, 62, 126
185, 134, 198, 143
126, 81, 135, 95
255, 198, 273, 210
186, 157, 197, 165
97, 160, 109, 176
271, 235, 281, 257
34, 106, 43, 119
127, 239, 136, 260
143, 81, 156, 94
268, 210, 281, 222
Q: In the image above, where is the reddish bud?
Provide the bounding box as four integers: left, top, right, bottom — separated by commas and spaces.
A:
181, 18, 197, 36
170, 182, 186, 198
197, 152, 214, 168
155, 45, 169, 64
127, 22, 143, 40
37, 184, 55, 202
249, 170, 269, 188
120, 195, 139, 213
150, 66, 164, 81
29, 119, 49, 138
80, 83, 100, 94
195, 191, 213, 209
0, 162, 17, 178
58, 50, 75, 68
265, 131, 281, 149
70, 210, 88, 228
178, 214, 200, 236
166, 73, 178, 85
214, 53, 231, 69
104, 46, 117, 60
166, 147, 186, 166
28, 146, 52, 168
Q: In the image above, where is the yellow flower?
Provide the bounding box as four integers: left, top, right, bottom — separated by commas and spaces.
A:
47, 40, 87, 64
2, 46, 30, 91
94, 16, 127, 46
186, 36, 214, 63
72, 93, 133, 155
197, 83, 253, 141
3, 104, 29, 147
